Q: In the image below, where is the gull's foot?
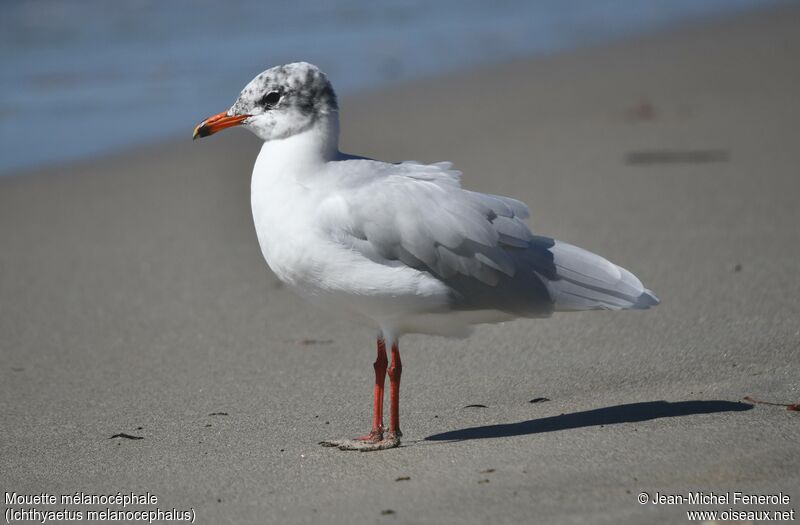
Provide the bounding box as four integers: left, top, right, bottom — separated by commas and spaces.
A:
319, 431, 401, 452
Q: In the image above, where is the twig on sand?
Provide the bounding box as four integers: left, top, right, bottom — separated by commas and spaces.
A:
109, 433, 144, 440
742, 396, 799, 411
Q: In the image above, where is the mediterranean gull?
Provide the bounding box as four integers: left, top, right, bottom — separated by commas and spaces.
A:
193, 62, 659, 451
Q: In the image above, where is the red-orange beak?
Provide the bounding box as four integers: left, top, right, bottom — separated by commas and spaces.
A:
193, 111, 250, 140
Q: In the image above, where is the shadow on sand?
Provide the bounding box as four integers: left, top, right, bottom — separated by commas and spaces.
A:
425, 400, 752, 442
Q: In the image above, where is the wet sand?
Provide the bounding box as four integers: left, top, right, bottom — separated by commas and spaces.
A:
1, 6, 799, 524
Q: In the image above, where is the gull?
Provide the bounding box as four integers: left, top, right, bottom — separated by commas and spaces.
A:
193, 62, 659, 451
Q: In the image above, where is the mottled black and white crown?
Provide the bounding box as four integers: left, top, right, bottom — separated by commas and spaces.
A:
231, 62, 338, 119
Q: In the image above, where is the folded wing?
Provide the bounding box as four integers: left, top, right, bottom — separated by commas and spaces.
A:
323, 159, 658, 317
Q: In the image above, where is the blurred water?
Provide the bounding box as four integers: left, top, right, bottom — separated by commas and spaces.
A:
0, 0, 781, 174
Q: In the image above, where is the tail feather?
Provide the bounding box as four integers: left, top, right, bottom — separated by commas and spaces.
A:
541, 240, 659, 312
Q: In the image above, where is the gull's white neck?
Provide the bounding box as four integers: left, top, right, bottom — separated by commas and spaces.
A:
254, 116, 339, 176
249, 115, 339, 289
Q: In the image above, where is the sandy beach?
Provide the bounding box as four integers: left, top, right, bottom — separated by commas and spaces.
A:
2, 6, 799, 524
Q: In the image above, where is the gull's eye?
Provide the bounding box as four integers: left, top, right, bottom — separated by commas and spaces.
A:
260, 91, 282, 109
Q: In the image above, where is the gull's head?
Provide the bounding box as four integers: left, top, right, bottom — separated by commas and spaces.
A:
193, 62, 337, 142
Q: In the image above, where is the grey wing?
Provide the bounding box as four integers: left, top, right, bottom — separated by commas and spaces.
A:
329, 161, 556, 316
331, 160, 657, 317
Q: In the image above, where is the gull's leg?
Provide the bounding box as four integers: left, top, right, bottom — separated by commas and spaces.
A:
355, 337, 388, 441
386, 341, 402, 440
320, 336, 401, 451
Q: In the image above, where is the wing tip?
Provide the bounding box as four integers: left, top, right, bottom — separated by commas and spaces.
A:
632, 288, 660, 309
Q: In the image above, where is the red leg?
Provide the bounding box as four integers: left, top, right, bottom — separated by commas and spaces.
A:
355, 337, 387, 442
319, 337, 401, 451
387, 341, 402, 438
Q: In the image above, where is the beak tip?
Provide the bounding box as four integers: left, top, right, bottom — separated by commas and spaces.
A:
193, 111, 247, 141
